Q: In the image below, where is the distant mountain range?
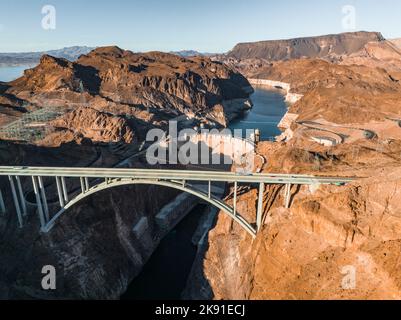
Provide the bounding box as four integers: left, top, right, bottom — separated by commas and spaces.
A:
0, 46, 95, 66
170, 50, 216, 57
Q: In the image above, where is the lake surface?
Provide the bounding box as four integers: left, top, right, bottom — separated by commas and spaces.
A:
229, 86, 288, 140
0, 65, 35, 82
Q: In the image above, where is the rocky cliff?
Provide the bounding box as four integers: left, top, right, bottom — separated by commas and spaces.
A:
227, 31, 384, 61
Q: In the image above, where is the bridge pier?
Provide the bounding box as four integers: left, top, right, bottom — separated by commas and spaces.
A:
38, 176, 50, 222
8, 176, 23, 228
15, 176, 27, 216
32, 176, 47, 230
80, 177, 90, 193
233, 181, 238, 216
284, 183, 292, 209
61, 177, 69, 203
80, 177, 85, 194
55, 177, 65, 208
0, 189, 6, 214
256, 183, 265, 231
85, 177, 89, 191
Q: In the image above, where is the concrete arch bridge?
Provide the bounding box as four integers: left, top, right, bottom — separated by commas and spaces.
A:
0, 167, 355, 238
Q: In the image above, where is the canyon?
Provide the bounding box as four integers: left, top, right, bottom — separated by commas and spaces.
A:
2, 30, 401, 300
0, 47, 252, 299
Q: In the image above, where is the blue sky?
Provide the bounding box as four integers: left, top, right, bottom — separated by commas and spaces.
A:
0, 0, 400, 53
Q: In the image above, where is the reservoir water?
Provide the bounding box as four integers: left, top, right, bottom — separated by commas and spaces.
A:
122, 86, 288, 300
0, 65, 35, 82
230, 86, 288, 141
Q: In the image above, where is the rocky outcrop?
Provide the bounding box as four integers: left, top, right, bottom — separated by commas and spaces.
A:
50, 107, 135, 144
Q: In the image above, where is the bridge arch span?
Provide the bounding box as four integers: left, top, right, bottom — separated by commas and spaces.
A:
42, 178, 257, 237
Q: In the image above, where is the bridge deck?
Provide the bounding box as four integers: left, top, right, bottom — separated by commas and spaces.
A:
0, 167, 356, 185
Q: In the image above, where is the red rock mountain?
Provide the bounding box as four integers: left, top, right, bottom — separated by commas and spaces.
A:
0, 46, 252, 145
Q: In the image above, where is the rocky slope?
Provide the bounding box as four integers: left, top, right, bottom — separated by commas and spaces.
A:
227, 31, 384, 61
390, 38, 401, 50
49, 107, 136, 145
340, 40, 401, 73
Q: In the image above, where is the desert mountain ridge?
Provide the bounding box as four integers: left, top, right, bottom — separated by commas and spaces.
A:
226, 31, 385, 61
170, 50, 216, 57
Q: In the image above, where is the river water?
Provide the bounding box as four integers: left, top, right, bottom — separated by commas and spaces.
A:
122, 86, 288, 300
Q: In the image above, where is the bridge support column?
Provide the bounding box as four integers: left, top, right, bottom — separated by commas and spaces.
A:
80, 177, 86, 194
15, 176, 27, 216
55, 177, 65, 208
84, 177, 89, 191
38, 176, 50, 222
8, 176, 23, 228
208, 180, 211, 199
256, 182, 265, 231
32, 176, 46, 230
0, 189, 6, 215
233, 181, 238, 216
284, 183, 292, 209
61, 177, 69, 203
